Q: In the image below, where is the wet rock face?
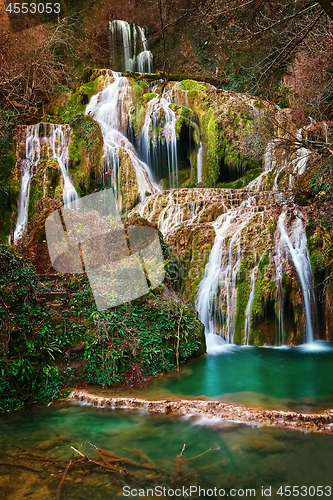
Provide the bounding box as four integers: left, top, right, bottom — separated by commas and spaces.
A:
17, 197, 63, 273
118, 148, 140, 210
131, 188, 332, 346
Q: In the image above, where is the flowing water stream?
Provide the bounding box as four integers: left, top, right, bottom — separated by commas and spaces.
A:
1, 403, 333, 499
85, 72, 158, 208
109, 20, 153, 73
14, 123, 78, 243
139, 90, 178, 187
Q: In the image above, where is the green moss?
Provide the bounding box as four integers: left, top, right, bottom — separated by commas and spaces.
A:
160, 178, 169, 190
249, 250, 274, 345
240, 111, 253, 124
310, 251, 326, 274
253, 99, 266, 110
131, 79, 149, 101
281, 272, 291, 299
68, 115, 104, 196
258, 250, 270, 271
142, 92, 157, 105
57, 81, 98, 123
174, 106, 196, 139
234, 266, 250, 345
180, 80, 206, 92
218, 169, 261, 189
28, 166, 45, 220
202, 111, 220, 186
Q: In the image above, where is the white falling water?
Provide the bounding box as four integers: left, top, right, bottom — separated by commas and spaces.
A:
274, 228, 286, 345
244, 264, 257, 345
196, 197, 259, 352
132, 188, 233, 236
109, 20, 153, 73
292, 128, 310, 176
139, 90, 178, 187
276, 211, 316, 343
197, 142, 203, 183
248, 131, 310, 192
85, 72, 157, 208
14, 123, 78, 243
247, 140, 277, 191
136, 26, 153, 73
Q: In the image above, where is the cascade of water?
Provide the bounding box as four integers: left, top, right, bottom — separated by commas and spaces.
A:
109, 20, 153, 73
247, 140, 277, 191
196, 197, 259, 351
139, 90, 178, 187
244, 264, 257, 345
14, 158, 32, 244
197, 142, 203, 183
85, 72, 157, 208
292, 128, 310, 176
14, 123, 77, 243
274, 228, 286, 345
276, 211, 316, 343
272, 129, 309, 191
136, 26, 153, 73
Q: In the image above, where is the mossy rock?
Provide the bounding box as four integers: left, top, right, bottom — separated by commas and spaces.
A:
118, 148, 140, 211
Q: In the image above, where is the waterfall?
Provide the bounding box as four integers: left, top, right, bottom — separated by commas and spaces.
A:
139, 90, 178, 188
196, 197, 259, 351
136, 26, 153, 73
132, 188, 241, 236
245, 265, 257, 345
109, 20, 153, 73
247, 140, 277, 191
197, 142, 203, 183
85, 72, 157, 208
14, 123, 77, 243
276, 212, 316, 343
14, 158, 32, 244
292, 128, 310, 176
274, 230, 286, 345
248, 130, 310, 192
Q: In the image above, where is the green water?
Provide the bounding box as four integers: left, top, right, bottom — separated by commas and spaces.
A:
142, 342, 333, 410
0, 404, 333, 499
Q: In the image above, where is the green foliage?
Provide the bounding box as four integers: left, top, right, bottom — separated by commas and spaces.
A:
0, 246, 63, 407
308, 173, 329, 195
84, 299, 204, 385
0, 245, 205, 410
0, 110, 19, 241
56, 85, 73, 95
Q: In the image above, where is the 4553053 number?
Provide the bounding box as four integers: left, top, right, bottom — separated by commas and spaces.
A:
277, 486, 332, 497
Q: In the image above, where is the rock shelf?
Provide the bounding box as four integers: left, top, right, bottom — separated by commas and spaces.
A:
68, 389, 333, 435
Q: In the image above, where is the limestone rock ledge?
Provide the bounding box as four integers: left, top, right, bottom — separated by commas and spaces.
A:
68, 389, 333, 435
